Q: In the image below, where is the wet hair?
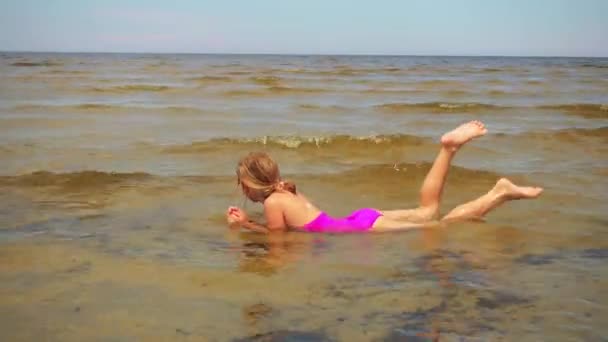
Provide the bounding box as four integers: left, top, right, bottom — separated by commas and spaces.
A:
236, 152, 296, 201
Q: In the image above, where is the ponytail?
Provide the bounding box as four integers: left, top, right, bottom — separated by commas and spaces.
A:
281, 180, 297, 194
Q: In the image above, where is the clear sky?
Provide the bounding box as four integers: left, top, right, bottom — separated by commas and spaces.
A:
1, 0, 606, 56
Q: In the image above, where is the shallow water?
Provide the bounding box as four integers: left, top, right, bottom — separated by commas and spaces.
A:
1, 53, 607, 341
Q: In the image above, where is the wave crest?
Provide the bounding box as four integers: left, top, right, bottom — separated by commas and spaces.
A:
92, 84, 172, 93
189, 75, 233, 83
163, 134, 429, 153
539, 104, 608, 117
0, 171, 151, 189
250, 76, 282, 86
12, 103, 206, 115
11, 60, 63, 67
375, 102, 502, 113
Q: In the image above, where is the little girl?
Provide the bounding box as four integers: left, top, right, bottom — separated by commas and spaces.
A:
226, 121, 543, 233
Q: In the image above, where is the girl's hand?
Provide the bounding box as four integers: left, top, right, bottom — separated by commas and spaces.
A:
226, 206, 249, 225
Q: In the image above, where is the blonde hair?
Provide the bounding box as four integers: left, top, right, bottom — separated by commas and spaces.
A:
236, 152, 296, 201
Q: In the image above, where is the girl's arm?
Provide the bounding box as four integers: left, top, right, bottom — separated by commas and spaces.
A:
241, 220, 270, 234
263, 197, 288, 232
227, 206, 268, 233
227, 198, 288, 234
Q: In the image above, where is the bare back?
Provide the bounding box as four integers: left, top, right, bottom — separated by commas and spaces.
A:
265, 191, 321, 229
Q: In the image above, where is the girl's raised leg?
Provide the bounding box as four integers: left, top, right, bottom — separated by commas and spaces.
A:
381, 121, 487, 223
441, 178, 543, 222
372, 178, 543, 232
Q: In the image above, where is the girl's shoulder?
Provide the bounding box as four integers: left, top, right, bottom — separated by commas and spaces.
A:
265, 190, 305, 207
266, 190, 294, 202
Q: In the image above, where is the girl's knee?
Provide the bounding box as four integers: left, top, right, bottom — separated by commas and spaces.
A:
418, 205, 439, 221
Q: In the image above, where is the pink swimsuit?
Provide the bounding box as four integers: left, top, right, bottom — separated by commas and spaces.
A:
302, 208, 382, 233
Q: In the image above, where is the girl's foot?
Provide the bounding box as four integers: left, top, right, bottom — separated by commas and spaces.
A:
440, 120, 487, 150
493, 178, 544, 200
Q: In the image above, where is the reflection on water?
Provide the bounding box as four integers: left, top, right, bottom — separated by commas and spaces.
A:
0, 221, 606, 340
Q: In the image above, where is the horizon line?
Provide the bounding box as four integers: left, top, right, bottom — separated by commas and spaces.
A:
1, 50, 607, 59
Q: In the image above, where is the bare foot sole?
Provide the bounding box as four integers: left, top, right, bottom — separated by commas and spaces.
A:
440, 120, 488, 150
494, 178, 544, 200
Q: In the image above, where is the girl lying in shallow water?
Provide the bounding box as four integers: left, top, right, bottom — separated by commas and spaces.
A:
226, 120, 543, 233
